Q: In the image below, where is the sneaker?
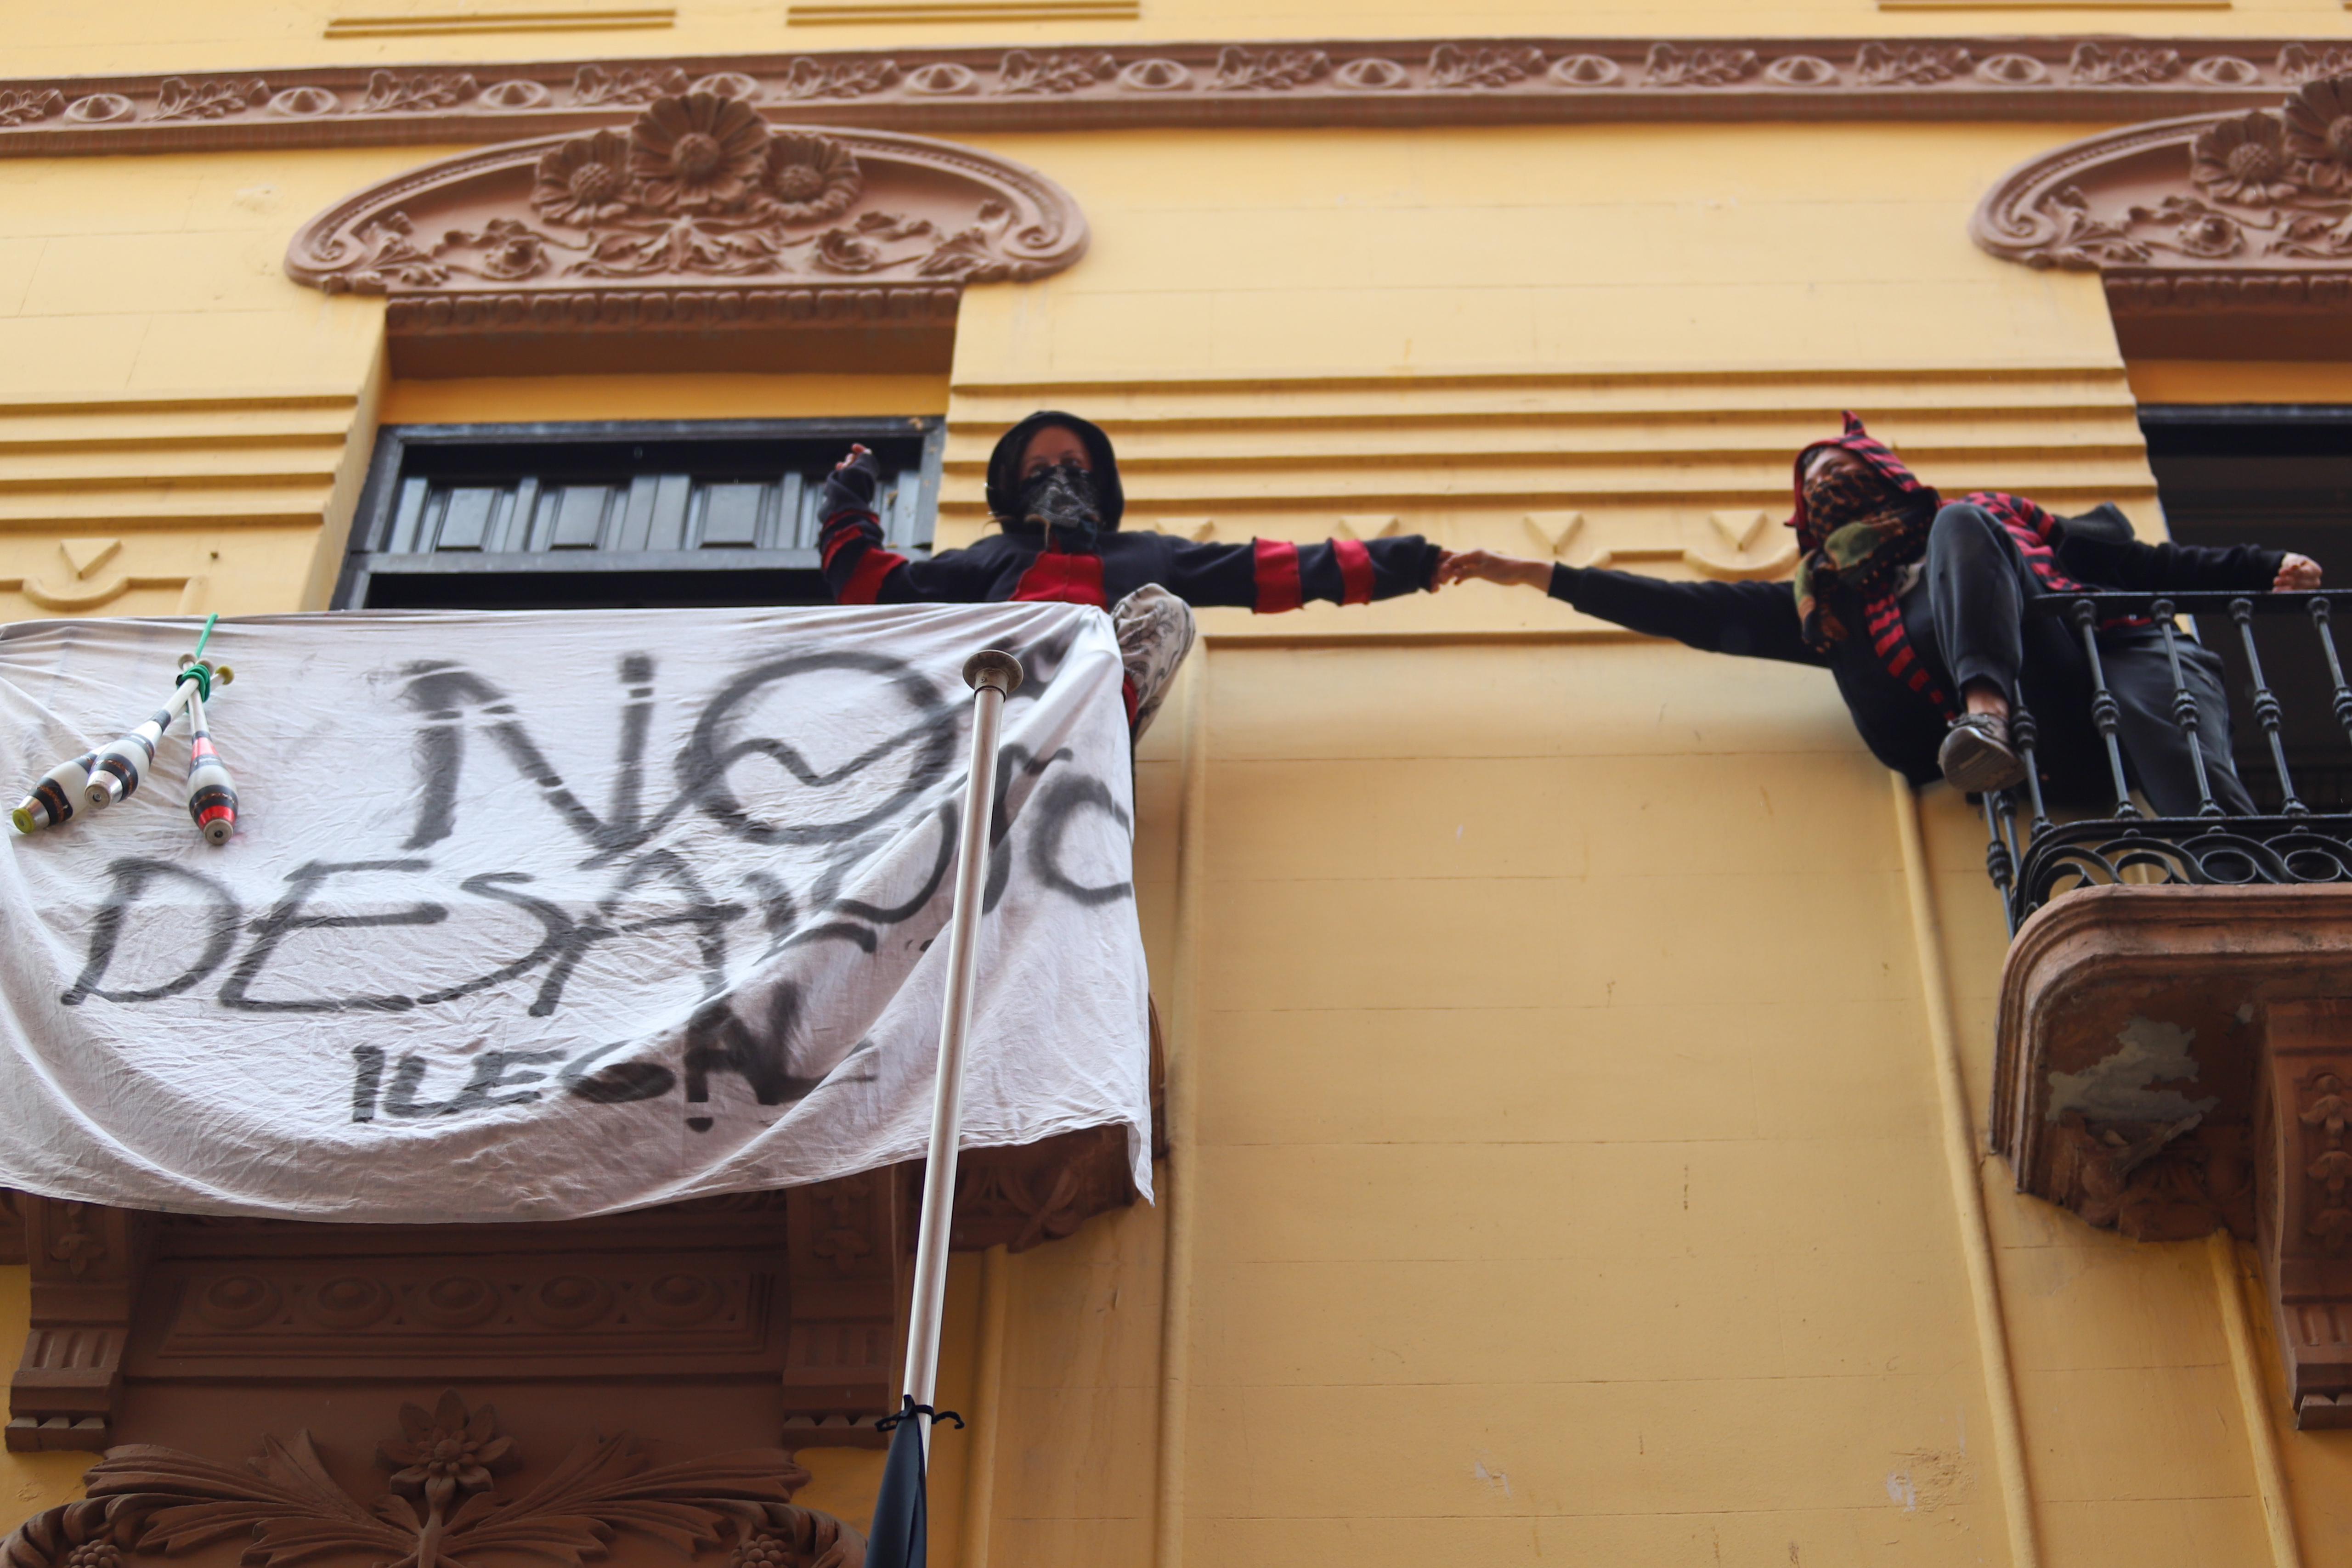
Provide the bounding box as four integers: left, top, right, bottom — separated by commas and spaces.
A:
1111, 584, 1197, 740
1939, 711, 2027, 793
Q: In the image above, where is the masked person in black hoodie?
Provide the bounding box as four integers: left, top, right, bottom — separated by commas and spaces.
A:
819, 411, 1445, 736
1438, 412, 2323, 813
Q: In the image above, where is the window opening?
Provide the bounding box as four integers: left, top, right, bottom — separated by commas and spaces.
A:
2143, 406, 2352, 812
336, 418, 942, 611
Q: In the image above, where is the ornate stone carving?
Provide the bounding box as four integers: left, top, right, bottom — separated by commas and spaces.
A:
359, 71, 481, 113
0, 1391, 863, 1568
573, 64, 693, 107
0, 89, 62, 126
2284, 44, 2352, 85
150, 77, 269, 122
1210, 47, 1328, 92
1427, 45, 1544, 91
283, 93, 1086, 353
0, 37, 2339, 154
2047, 1112, 2253, 1241
782, 1168, 906, 1434
2070, 42, 2182, 87
995, 49, 1114, 95
9, 1200, 151, 1453
1973, 73, 2352, 348
1764, 56, 1837, 89
954, 1125, 1136, 1253
1855, 44, 1972, 87
2258, 999, 2352, 1426
1642, 44, 1759, 88
780, 58, 901, 101
1993, 886, 2352, 1427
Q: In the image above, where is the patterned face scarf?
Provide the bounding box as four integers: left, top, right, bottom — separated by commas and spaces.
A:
1018, 460, 1103, 547
1790, 440, 1937, 649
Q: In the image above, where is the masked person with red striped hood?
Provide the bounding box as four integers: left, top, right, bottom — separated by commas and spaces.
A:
820, 412, 1444, 736
1439, 413, 2321, 812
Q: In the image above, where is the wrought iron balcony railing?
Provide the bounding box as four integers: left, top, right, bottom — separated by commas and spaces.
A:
1984, 591, 2352, 934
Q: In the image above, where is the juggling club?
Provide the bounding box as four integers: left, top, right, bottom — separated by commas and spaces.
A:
183, 688, 237, 845
11, 749, 100, 835
82, 679, 196, 812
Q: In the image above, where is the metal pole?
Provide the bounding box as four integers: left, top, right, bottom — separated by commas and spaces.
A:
900, 648, 1023, 1458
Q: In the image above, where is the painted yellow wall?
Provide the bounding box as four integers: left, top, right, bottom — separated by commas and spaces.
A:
5, 17, 2352, 1568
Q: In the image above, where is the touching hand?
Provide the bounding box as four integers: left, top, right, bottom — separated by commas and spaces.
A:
1435, 549, 1553, 591
2275, 553, 2323, 592
820, 443, 882, 516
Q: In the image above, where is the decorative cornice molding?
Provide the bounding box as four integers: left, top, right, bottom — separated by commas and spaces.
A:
6, 36, 2352, 152
285, 93, 1086, 342
1973, 71, 2352, 333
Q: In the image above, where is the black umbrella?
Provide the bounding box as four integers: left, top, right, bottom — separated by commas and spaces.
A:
865, 1396, 964, 1568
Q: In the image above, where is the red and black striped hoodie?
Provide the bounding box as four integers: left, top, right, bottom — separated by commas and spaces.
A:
820, 411, 1442, 613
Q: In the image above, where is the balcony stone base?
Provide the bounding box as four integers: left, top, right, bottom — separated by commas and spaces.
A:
1997, 883, 2352, 1427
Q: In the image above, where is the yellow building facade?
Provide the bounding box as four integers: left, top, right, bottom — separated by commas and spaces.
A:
7, 2, 2352, 1565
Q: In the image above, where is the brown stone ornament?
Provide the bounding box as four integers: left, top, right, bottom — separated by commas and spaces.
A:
1973, 73, 2352, 355
1993, 884, 2352, 1426
284, 90, 1086, 372
0, 1388, 865, 1568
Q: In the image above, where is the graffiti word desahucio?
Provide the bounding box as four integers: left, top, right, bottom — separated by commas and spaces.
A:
53, 641, 1131, 1131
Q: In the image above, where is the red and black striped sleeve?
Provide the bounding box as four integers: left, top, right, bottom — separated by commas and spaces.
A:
818, 507, 914, 604
819, 516, 1031, 604
1160, 534, 1440, 613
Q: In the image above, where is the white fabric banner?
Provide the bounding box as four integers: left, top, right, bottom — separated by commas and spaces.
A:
0, 602, 1150, 1222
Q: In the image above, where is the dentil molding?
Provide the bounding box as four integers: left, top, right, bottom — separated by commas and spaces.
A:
6, 37, 2352, 152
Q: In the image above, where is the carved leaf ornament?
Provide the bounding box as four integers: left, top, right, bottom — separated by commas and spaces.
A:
1974, 72, 2352, 302
285, 89, 1086, 333
0, 1391, 862, 1568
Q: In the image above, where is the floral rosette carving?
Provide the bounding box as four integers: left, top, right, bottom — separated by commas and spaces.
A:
535, 128, 634, 225
2284, 76, 2352, 194
765, 132, 861, 224
2191, 110, 2299, 204
632, 93, 770, 212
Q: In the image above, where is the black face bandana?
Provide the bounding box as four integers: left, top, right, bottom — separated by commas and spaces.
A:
1018, 461, 1102, 543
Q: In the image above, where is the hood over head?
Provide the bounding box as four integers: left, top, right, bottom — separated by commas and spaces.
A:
986, 411, 1125, 532
1786, 412, 1939, 552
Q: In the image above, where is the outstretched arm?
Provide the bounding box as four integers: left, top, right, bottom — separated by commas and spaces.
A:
1440, 549, 1826, 666
1161, 534, 1443, 611
2033, 497, 2320, 595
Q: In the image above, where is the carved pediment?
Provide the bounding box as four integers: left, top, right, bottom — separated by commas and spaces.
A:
1973, 74, 2352, 346
286, 90, 1085, 353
